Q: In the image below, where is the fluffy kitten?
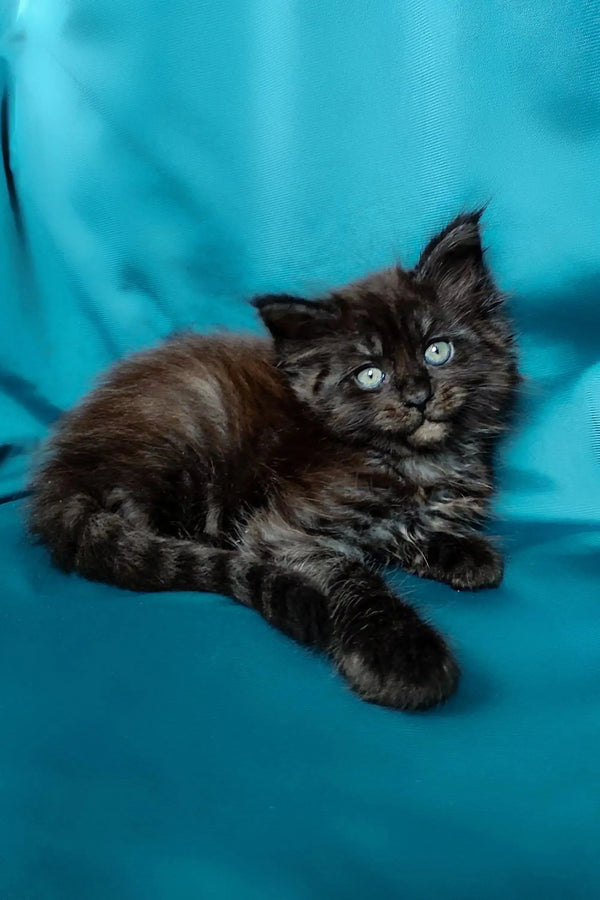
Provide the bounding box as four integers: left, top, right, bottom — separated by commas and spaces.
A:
28, 212, 518, 711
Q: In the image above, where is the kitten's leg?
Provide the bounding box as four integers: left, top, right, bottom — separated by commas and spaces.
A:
326, 560, 459, 710
411, 532, 503, 591
363, 518, 503, 591
235, 524, 459, 710
227, 556, 334, 648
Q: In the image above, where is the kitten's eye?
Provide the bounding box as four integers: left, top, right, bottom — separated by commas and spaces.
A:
424, 340, 454, 366
354, 366, 385, 390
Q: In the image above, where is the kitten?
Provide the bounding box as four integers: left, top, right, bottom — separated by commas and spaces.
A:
28, 212, 518, 711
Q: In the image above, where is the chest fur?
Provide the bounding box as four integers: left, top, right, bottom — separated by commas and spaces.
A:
359, 452, 492, 546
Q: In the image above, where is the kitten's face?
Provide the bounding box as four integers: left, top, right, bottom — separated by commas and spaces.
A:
256, 213, 518, 451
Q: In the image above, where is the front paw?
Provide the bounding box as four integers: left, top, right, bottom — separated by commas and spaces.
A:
333, 608, 459, 711
420, 534, 503, 591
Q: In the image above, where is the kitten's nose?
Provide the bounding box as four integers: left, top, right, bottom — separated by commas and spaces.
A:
403, 379, 432, 409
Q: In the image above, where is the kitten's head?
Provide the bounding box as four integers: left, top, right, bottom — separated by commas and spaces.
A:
255, 212, 518, 451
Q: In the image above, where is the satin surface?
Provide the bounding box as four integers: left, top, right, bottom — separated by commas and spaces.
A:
1, 1, 599, 896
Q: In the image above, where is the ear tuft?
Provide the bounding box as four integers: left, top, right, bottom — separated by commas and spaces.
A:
415, 210, 484, 278
414, 210, 501, 311
253, 293, 341, 341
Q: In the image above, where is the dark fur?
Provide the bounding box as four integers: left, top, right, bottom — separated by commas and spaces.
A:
28, 213, 518, 710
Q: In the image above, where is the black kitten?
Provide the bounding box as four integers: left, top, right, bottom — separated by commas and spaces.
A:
28, 212, 518, 710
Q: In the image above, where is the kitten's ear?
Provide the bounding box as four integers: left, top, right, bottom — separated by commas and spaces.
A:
253, 294, 341, 341
414, 211, 500, 312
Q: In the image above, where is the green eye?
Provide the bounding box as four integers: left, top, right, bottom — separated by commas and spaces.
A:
354, 366, 385, 390
424, 340, 454, 366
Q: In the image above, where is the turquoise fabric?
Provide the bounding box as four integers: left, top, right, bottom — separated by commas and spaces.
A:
1, 1, 599, 897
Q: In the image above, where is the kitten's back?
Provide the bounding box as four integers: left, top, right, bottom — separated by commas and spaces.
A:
28, 333, 296, 559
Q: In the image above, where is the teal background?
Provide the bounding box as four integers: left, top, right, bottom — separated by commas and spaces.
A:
1, 1, 599, 897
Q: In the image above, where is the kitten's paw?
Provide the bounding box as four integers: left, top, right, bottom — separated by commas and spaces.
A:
334, 613, 459, 711
420, 534, 503, 591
